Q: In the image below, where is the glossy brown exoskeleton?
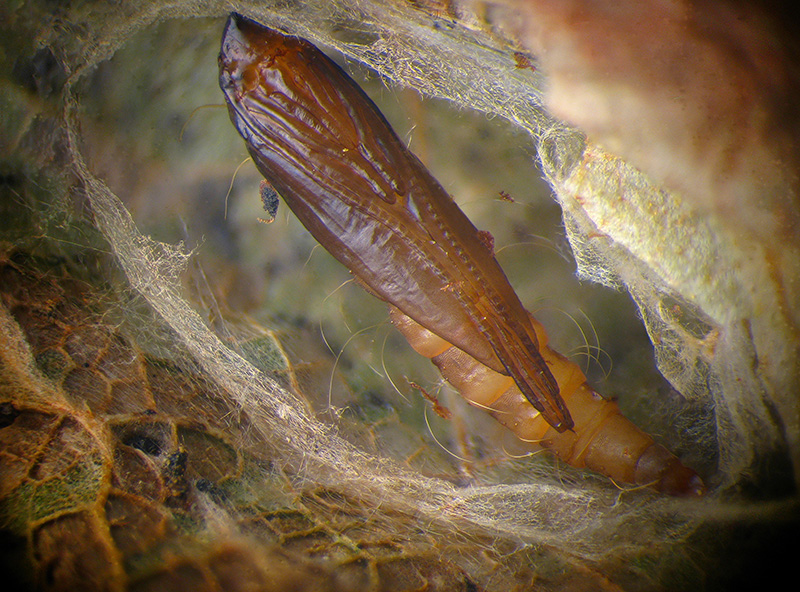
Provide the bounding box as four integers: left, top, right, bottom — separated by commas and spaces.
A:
218, 14, 705, 495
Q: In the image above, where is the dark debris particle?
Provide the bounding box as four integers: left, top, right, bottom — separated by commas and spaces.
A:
164, 449, 188, 477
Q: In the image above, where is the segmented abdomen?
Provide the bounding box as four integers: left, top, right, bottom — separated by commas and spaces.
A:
389, 307, 705, 496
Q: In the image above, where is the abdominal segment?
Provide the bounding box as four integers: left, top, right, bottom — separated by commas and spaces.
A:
389, 307, 705, 496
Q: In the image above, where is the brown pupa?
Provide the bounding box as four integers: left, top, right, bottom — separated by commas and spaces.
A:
218, 13, 704, 495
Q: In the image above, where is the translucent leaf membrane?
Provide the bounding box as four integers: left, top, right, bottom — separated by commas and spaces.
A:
1, 0, 798, 590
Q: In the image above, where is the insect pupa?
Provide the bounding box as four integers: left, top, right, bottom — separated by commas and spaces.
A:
219, 12, 569, 432
218, 13, 704, 495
